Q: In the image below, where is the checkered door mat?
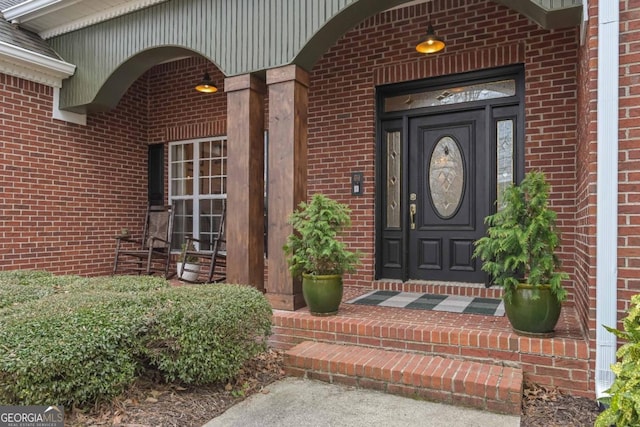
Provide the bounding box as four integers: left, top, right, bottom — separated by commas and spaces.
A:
346, 290, 505, 316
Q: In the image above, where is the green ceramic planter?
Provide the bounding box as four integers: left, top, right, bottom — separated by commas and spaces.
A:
302, 273, 343, 316
504, 284, 562, 337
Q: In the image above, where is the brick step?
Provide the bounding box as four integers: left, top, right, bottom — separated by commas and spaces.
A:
271, 287, 592, 398
285, 341, 523, 415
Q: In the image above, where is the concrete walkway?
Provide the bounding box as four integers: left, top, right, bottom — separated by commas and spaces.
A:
203, 377, 520, 427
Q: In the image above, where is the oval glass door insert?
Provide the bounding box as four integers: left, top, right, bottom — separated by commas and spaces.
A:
429, 136, 465, 218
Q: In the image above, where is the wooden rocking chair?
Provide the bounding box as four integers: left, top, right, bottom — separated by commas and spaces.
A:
178, 202, 226, 283
113, 204, 174, 278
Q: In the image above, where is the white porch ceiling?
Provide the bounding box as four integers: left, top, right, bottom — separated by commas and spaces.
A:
1, 0, 168, 39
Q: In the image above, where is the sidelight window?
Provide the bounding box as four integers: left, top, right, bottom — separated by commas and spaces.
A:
386, 130, 402, 229
496, 119, 514, 211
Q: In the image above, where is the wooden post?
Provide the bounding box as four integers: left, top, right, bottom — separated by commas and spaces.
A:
266, 65, 309, 310
225, 73, 265, 290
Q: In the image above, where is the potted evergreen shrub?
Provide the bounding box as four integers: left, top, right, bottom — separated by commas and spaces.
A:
473, 171, 568, 336
177, 242, 200, 282
283, 194, 361, 316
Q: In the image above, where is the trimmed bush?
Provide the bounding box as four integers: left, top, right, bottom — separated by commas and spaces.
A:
0, 273, 169, 311
0, 272, 272, 408
0, 292, 150, 406
63, 275, 170, 293
140, 284, 272, 384
0, 270, 82, 309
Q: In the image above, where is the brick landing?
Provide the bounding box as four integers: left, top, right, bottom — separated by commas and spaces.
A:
272, 286, 592, 405
286, 341, 523, 415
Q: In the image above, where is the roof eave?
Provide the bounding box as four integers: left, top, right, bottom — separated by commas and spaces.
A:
0, 40, 75, 87
2, 0, 73, 23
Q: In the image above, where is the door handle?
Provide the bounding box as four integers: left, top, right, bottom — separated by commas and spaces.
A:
410, 203, 417, 229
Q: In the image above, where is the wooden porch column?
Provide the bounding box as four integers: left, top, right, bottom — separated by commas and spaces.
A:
225, 73, 265, 290
266, 65, 309, 310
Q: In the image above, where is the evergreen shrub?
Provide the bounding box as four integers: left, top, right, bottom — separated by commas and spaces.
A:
0, 292, 147, 406
140, 284, 272, 384
0, 272, 272, 407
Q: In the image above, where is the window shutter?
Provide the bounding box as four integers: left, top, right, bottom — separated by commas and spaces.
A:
148, 144, 164, 206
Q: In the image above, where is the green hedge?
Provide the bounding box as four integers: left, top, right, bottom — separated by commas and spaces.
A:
140, 285, 273, 384
0, 272, 272, 408
0, 292, 148, 406
0, 270, 71, 309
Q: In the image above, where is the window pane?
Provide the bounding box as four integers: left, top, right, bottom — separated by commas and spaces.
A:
198, 199, 225, 251
385, 80, 516, 113
172, 199, 193, 250
170, 145, 194, 196
497, 119, 514, 211
199, 139, 226, 196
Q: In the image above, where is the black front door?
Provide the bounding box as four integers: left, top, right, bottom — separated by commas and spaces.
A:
408, 110, 488, 282
376, 66, 524, 283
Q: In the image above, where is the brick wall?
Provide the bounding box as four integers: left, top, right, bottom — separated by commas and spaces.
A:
0, 56, 229, 277
308, 0, 580, 296
618, 2, 640, 317
575, 2, 598, 368
0, 74, 149, 275
147, 57, 227, 144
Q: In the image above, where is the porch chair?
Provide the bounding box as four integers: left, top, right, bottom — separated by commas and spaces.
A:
178, 201, 226, 283
113, 204, 174, 278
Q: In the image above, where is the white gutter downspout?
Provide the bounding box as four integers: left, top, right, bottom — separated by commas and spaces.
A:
595, 0, 619, 399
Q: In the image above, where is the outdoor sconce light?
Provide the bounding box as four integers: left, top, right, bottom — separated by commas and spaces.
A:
416, 1, 445, 54
195, 72, 218, 93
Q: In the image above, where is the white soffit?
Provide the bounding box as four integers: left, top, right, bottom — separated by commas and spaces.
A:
2, 0, 168, 39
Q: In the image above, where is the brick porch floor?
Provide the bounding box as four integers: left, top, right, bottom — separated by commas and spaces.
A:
271, 284, 592, 413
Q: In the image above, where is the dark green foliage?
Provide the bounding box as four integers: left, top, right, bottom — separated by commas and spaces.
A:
62, 275, 170, 293
0, 272, 168, 309
284, 194, 361, 277
0, 272, 272, 408
139, 285, 272, 384
0, 271, 80, 308
473, 171, 568, 302
597, 294, 640, 427
0, 292, 147, 406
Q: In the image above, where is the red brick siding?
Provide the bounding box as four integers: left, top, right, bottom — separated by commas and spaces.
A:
145, 56, 229, 237
147, 57, 227, 144
619, 2, 640, 316
308, 0, 580, 297
0, 75, 149, 275
0, 55, 236, 277
575, 2, 598, 375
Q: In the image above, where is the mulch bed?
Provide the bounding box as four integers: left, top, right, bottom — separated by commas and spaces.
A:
521, 381, 600, 426
66, 349, 286, 427
66, 349, 601, 426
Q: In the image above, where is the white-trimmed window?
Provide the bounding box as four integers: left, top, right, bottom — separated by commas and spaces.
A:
169, 137, 227, 251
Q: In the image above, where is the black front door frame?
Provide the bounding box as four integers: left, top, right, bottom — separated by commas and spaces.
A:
375, 65, 525, 282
